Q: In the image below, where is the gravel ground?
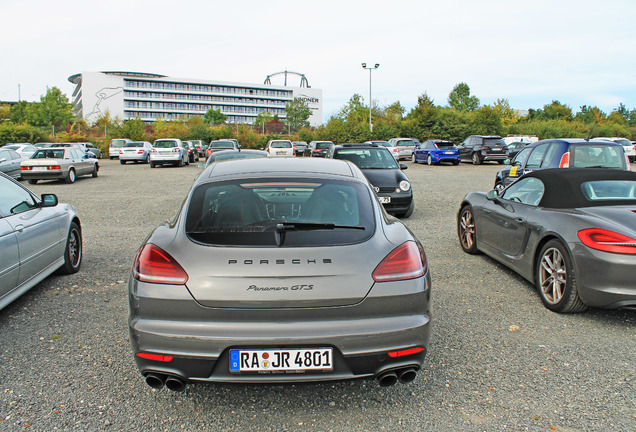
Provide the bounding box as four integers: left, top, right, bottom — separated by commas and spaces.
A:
0, 159, 634, 432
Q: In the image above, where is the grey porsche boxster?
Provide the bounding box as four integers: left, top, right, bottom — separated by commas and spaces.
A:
458, 168, 636, 313
129, 158, 431, 391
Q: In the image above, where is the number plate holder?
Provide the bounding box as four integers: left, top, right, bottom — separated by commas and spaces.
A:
229, 348, 333, 373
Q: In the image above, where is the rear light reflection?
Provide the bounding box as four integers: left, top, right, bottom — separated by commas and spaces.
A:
137, 352, 174, 362
372, 241, 427, 282
388, 347, 424, 358
578, 228, 636, 254
133, 244, 189, 284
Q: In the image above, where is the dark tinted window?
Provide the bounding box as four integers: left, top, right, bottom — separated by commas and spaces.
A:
436, 141, 454, 148
185, 178, 374, 246
483, 138, 506, 147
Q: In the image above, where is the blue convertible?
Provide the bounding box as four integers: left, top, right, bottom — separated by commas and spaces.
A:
412, 140, 460, 165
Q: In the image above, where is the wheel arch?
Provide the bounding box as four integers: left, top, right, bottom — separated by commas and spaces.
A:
531, 232, 572, 284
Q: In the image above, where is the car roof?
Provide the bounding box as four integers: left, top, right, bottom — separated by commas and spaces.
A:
523, 168, 636, 208
527, 138, 624, 148
198, 157, 362, 183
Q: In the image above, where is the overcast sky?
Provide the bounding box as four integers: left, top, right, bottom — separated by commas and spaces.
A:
2, 0, 635, 122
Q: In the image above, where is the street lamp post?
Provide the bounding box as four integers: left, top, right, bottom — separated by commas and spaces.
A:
361, 62, 379, 133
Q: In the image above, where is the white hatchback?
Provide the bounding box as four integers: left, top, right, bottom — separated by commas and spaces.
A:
266, 139, 294, 157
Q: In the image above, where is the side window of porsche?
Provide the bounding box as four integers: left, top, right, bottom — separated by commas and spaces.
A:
501, 177, 545, 206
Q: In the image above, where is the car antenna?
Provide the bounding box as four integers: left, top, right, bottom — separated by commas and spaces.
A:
586, 122, 597, 142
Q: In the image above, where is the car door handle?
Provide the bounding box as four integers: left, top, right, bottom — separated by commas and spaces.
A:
514, 218, 524, 223
14, 224, 25, 233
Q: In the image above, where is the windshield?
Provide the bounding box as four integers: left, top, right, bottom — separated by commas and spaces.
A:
396, 140, 415, 146
110, 139, 126, 148
154, 140, 178, 148
570, 145, 626, 169
335, 148, 399, 169
316, 142, 333, 149
185, 178, 374, 246
270, 141, 292, 148
213, 153, 266, 162
33, 149, 65, 159
484, 138, 506, 147
125, 142, 145, 147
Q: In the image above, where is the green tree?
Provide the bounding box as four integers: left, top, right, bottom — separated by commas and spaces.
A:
575, 105, 606, 124
285, 98, 312, 131
404, 93, 438, 138
540, 100, 573, 121
472, 105, 503, 136
204, 108, 227, 126
120, 118, 147, 141
493, 98, 519, 127
28, 87, 74, 129
448, 82, 480, 112
254, 110, 273, 127
8, 101, 31, 123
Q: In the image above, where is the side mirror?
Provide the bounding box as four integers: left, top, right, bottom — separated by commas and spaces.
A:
486, 190, 499, 201
503, 158, 511, 165
400, 163, 408, 170
41, 194, 58, 207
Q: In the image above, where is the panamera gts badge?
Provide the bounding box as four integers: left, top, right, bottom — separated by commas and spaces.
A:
247, 284, 314, 291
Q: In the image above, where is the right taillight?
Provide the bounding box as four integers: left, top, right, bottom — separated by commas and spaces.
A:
133, 244, 189, 284
578, 228, 636, 254
559, 151, 570, 168
372, 241, 427, 282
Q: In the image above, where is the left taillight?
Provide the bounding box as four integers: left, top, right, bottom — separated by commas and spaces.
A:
372, 241, 427, 282
578, 228, 636, 255
133, 244, 189, 284
559, 151, 570, 168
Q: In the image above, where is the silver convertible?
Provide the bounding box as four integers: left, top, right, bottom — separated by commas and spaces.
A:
129, 158, 431, 391
458, 168, 636, 313
0, 172, 82, 310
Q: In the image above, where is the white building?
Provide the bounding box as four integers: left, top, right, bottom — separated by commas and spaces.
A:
68, 71, 323, 126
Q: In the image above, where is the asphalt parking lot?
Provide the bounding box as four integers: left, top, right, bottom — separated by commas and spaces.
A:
1, 159, 634, 431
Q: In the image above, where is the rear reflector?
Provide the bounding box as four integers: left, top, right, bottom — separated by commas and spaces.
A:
133, 244, 189, 284
578, 228, 636, 254
388, 347, 424, 358
372, 241, 427, 282
136, 352, 174, 362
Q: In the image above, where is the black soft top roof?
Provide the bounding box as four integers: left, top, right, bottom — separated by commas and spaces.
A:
523, 168, 636, 208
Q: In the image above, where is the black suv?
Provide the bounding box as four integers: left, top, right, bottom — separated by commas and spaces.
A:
327, 143, 414, 218
458, 135, 509, 165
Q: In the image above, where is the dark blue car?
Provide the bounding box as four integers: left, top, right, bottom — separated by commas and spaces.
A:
494, 138, 630, 190
412, 140, 459, 165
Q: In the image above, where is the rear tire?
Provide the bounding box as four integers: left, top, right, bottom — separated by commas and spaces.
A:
536, 240, 587, 313
120, 160, 126, 165
28, 179, 38, 185
56, 222, 82, 275
91, 164, 98, 178
452, 159, 460, 166
472, 153, 482, 165
411, 153, 417, 163
427, 155, 433, 166
66, 168, 76, 184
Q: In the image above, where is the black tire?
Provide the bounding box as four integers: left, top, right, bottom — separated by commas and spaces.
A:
56, 222, 82, 275
452, 160, 459, 166
395, 200, 414, 218
497, 160, 504, 164
177, 158, 184, 167
427, 155, 433, 166
65, 168, 76, 184
120, 160, 126, 165
145, 155, 150, 164
411, 153, 417, 163
150, 162, 155, 168
535, 240, 587, 313
458, 205, 479, 254
91, 164, 98, 178
472, 153, 482, 165
109, 156, 114, 160
28, 179, 38, 185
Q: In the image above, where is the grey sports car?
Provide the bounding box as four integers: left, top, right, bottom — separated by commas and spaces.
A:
458, 168, 636, 313
129, 158, 431, 391
0, 172, 82, 310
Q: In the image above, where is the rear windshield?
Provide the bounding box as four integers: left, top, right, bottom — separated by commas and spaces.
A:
213, 153, 266, 162
396, 139, 415, 146
154, 140, 178, 148
581, 180, 636, 201
185, 178, 375, 247
209, 141, 234, 148
125, 142, 145, 147
570, 145, 626, 169
110, 139, 127, 148
33, 149, 65, 159
483, 138, 506, 147
334, 148, 399, 169
436, 142, 454, 148
316, 142, 333, 149
270, 141, 292, 148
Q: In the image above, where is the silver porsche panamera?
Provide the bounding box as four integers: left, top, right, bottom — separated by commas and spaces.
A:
129, 158, 431, 391
458, 168, 636, 313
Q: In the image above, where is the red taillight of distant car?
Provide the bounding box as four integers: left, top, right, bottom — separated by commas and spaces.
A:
133, 244, 189, 284
559, 152, 570, 168
578, 228, 636, 255
119, 150, 124, 155
372, 241, 427, 282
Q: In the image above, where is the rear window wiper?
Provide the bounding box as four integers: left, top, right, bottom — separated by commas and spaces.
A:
274, 222, 365, 247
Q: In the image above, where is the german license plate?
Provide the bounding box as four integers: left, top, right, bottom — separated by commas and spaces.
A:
491, 148, 501, 151
33, 167, 47, 171
276, 151, 286, 155
378, 196, 391, 204
229, 348, 333, 373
